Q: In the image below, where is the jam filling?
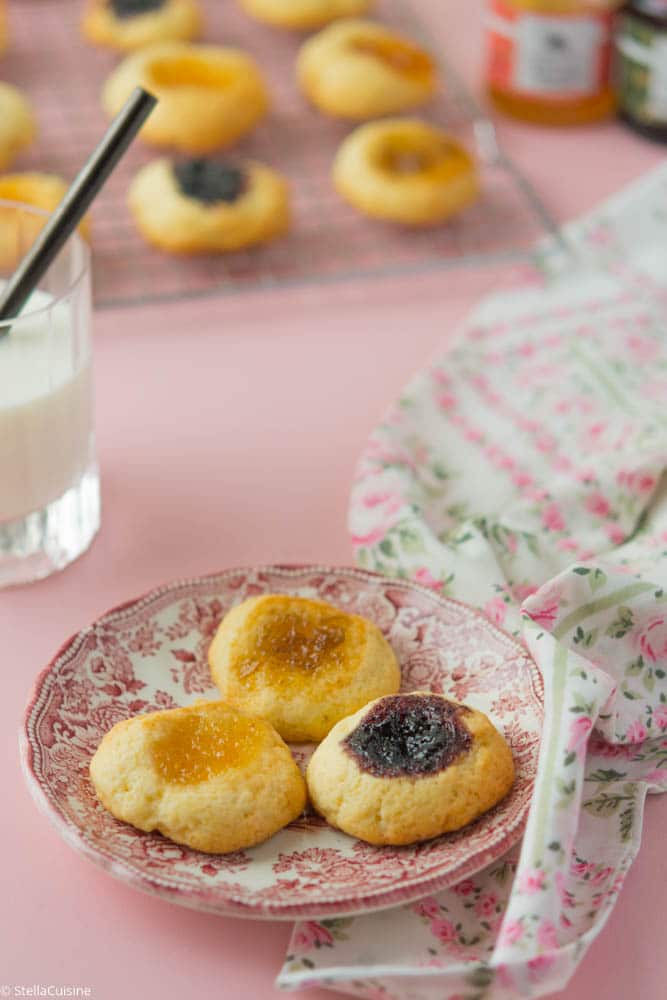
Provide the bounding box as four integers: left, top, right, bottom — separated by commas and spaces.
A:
350, 37, 434, 78
110, 0, 167, 19
148, 706, 263, 785
344, 694, 472, 778
173, 159, 247, 205
238, 611, 347, 681
383, 149, 431, 175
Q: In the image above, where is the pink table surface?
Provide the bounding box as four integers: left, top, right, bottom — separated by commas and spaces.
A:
3, 3, 667, 998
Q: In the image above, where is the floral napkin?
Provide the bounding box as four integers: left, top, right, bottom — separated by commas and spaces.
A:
277, 163, 667, 999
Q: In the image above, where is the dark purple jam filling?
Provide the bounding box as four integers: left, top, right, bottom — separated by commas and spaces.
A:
173, 160, 246, 205
343, 694, 472, 778
110, 0, 166, 19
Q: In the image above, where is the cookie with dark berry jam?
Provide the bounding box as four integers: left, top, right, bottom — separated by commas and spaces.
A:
307, 691, 515, 845
83, 0, 201, 53
128, 156, 290, 253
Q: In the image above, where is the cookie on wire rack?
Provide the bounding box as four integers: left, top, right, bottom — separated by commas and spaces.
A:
102, 42, 268, 153
0, 82, 35, 171
239, 0, 373, 31
333, 118, 479, 226
82, 0, 202, 51
128, 156, 289, 253
297, 19, 437, 119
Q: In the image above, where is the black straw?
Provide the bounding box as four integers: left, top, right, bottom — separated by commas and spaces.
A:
0, 86, 157, 332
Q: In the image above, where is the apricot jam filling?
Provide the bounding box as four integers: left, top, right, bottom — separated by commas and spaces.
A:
148, 706, 263, 784
0, 179, 34, 201
344, 694, 472, 778
235, 599, 362, 690
376, 137, 468, 182
148, 55, 235, 90
350, 36, 434, 79
383, 148, 431, 174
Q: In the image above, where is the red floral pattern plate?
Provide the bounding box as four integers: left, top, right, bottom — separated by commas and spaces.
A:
21, 565, 543, 920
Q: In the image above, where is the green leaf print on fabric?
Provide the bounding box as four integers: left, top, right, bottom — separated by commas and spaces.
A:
582, 783, 636, 823
606, 606, 635, 639
586, 768, 628, 782
573, 626, 599, 649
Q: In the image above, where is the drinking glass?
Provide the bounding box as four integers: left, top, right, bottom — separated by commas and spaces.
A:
0, 200, 100, 587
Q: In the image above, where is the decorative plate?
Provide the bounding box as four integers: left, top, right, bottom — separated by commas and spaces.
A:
21, 565, 543, 920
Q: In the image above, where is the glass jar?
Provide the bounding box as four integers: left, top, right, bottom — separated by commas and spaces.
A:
615, 0, 667, 141
485, 0, 616, 124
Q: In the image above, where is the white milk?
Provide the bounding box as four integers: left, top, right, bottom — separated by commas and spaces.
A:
0, 288, 93, 523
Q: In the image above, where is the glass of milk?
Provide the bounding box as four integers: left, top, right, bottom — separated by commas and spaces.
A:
0, 200, 99, 587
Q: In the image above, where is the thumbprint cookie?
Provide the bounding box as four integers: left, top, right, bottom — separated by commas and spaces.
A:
306, 692, 514, 845
0, 83, 36, 171
129, 157, 289, 252
82, 0, 202, 52
239, 0, 372, 31
333, 118, 479, 225
102, 42, 268, 153
297, 19, 437, 119
208, 594, 401, 743
89, 700, 306, 854
0, 173, 91, 238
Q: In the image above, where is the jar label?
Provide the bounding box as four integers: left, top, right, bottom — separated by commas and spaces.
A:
486, 0, 613, 99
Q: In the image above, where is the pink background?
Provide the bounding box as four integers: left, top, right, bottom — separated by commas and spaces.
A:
3, 2, 667, 998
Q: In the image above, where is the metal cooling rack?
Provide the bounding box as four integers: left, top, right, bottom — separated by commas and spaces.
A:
2, 0, 564, 308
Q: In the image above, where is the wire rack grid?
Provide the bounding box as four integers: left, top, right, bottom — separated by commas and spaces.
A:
2, 0, 562, 309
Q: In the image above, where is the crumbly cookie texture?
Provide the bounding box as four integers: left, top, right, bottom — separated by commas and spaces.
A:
307, 692, 515, 845
90, 700, 306, 853
208, 594, 401, 742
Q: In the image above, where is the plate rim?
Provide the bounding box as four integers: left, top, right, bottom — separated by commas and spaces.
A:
20, 563, 544, 920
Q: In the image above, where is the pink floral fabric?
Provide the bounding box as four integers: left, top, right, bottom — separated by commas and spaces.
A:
279, 164, 667, 998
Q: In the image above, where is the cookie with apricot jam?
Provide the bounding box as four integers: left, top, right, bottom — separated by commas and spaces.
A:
89, 700, 306, 853
208, 594, 400, 743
